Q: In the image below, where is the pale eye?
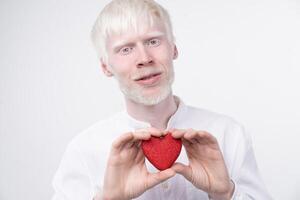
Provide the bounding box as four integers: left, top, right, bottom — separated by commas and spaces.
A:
119, 46, 133, 55
147, 38, 160, 47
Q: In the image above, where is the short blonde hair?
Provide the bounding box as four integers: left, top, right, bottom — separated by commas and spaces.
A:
90, 0, 175, 63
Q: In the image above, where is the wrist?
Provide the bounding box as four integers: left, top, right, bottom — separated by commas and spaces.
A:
95, 195, 128, 200
101, 191, 130, 200
94, 191, 127, 200
208, 180, 235, 200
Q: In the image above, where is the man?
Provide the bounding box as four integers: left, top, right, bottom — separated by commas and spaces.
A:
52, 0, 272, 199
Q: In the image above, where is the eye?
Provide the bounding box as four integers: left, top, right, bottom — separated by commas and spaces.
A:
147, 38, 160, 47
119, 46, 133, 55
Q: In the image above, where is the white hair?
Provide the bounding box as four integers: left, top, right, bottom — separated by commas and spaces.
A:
90, 0, 175, 63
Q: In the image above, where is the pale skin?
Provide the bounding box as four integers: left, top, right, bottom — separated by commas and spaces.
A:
170, 128, 235, 200
98, 127, 234, 200
95, 23, 234, 199
101, 128, 176, 200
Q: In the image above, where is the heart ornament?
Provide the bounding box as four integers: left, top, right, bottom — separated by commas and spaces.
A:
141, 132, 182, 170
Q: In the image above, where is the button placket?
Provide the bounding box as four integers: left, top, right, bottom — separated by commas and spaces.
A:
161, 182, 169, 190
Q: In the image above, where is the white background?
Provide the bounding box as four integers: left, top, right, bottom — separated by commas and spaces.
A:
0, 0, 299, 199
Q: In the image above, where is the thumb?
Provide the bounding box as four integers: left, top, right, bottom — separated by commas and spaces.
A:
171, 162, 192, 180
146, 168, 175, 188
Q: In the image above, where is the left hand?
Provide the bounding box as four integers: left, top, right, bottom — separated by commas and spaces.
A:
169, 128, 234, 200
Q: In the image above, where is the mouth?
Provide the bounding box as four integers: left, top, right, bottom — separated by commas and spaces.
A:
134, 72, 162, 85
134, 72, 162, 81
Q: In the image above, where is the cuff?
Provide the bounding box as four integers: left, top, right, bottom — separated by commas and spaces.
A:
230, 179, 237, 200
230, 179, 244, 200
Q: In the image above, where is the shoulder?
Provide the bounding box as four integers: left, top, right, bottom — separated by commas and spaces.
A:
182, 105, 239, 127
182, 104, 251, 143
66, 111, 127, 155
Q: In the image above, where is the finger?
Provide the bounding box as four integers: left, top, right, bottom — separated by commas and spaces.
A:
132, 131, 152, 140
171, 162, 192, 180
185, 130, 217, 145
146, 168, 176, 189
135, 127, 164, 137
196, 131, 218, 144
169, 128, 187, 139
135, 147, 145, 163
112, 132, 151, 151
164, 128, 179, 135
126, 132, 152, 149
162, 130, 169, 136
136, 127, 161, 134
112, 132, 134, 150
149, 131, 164, 137
182, 129, 199, 143
182, 138, 193, 147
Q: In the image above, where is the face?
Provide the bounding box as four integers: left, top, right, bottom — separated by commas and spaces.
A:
102, 23, 178, 106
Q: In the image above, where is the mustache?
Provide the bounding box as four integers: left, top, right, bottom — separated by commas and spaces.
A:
132, 68, 163, 80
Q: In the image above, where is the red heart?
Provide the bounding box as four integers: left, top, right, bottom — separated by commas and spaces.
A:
141, 132, 182, 170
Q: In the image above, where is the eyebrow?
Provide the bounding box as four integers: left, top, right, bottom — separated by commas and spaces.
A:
112, 31, 165, 52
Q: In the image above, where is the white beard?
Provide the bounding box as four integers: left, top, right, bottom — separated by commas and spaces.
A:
116, 68, 174, 106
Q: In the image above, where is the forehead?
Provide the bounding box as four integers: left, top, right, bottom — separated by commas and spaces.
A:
106, 23, 167, 49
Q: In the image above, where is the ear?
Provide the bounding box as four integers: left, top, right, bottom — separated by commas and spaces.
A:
173, 45, 178, 60
100, 58, 114, 77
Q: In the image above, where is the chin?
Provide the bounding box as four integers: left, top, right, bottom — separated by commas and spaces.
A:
137, 94, 168, 106
120, 74, 174, 106
123, 86, 172, 106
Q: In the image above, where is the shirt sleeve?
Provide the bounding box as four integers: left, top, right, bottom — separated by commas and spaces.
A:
227, 123, 273, 200
52, 141, 95, 200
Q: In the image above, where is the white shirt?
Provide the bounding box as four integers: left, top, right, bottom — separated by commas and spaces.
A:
52, 97, 272, 200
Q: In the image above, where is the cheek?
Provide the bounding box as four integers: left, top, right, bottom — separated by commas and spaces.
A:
156, 53, 174, 69
155, 45, 174, 62
109, 57, 133, 75
110, 65, 134, 84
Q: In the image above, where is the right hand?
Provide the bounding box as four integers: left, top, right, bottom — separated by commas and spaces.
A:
102, 128, 176, 200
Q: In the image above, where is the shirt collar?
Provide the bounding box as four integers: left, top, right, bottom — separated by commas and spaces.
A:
121, 95, 187, 131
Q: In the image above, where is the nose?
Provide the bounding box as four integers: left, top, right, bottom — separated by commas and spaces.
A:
136, 45, 153, 67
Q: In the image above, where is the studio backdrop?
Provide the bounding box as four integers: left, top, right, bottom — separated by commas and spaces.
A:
0, 0, 299, 199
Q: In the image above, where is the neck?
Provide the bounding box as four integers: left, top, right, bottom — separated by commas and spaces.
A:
125, 93, 178, 130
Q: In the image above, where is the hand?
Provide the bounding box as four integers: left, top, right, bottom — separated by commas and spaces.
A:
102, 128, 176, 200
170, 129, 234, 200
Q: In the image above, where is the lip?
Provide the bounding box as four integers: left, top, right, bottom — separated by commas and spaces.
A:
135, 73, 162, 86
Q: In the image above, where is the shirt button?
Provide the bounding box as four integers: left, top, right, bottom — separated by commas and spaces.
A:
161, 182, 169, 189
